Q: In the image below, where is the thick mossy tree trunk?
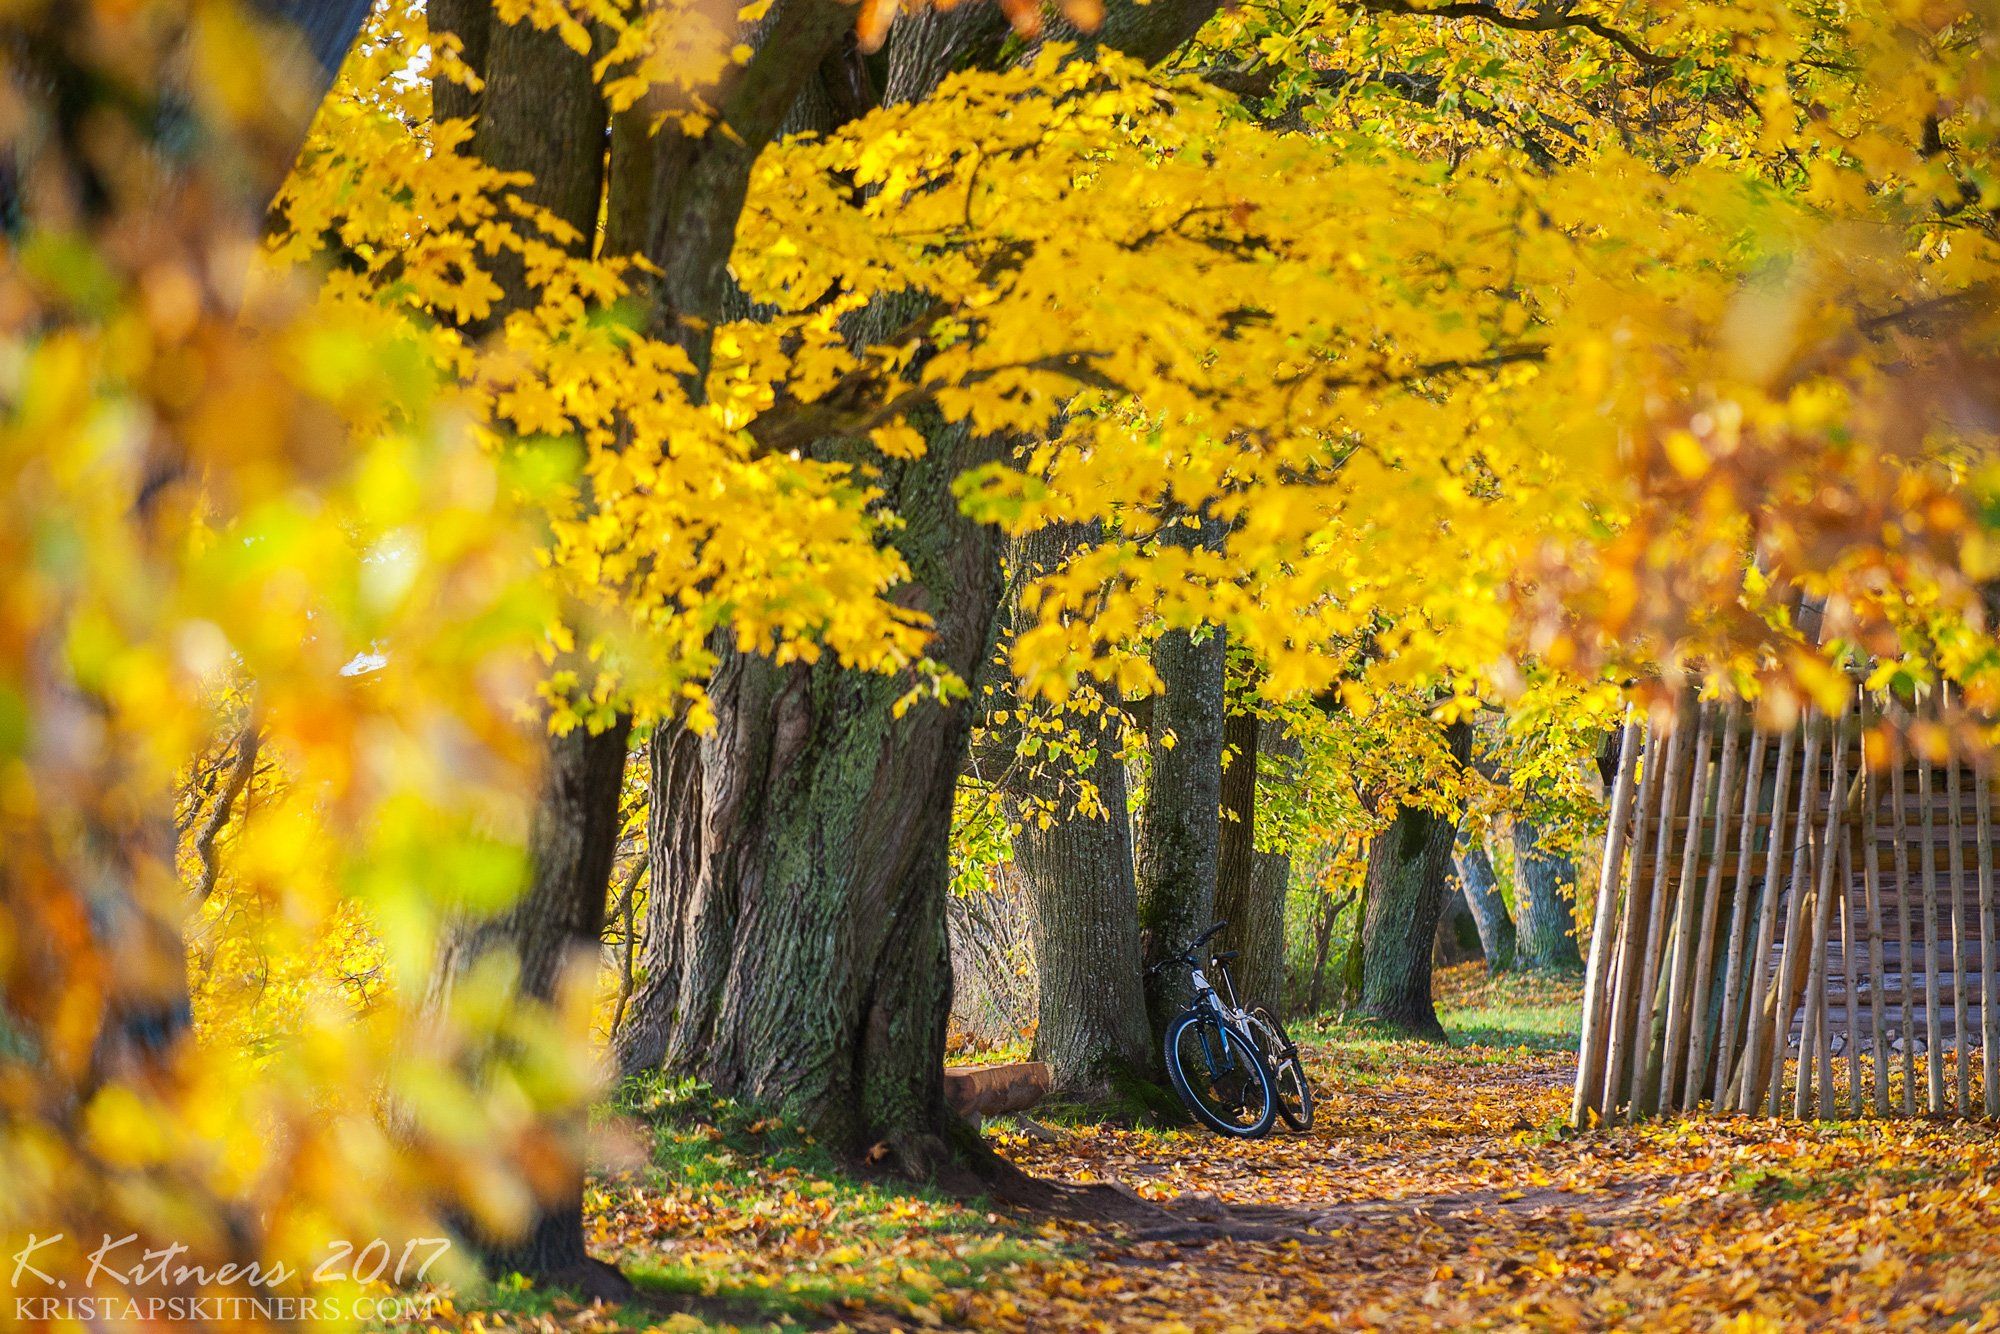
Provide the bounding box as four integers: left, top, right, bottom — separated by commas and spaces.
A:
1215, 713, 1290, 1014
622, 426, 1005, 1178
618, 0, 1230, 1178
1511, 817, 1583, 972
1455, 835, 1516, 971
1137, 620, 1228, 1039
1359, 720, 1472, 1040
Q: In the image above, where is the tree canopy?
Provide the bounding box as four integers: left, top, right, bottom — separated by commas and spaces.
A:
3, 0, 1999, 1316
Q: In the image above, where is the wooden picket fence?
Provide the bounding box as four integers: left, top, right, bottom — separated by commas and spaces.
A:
1573, 685, 2000, 1124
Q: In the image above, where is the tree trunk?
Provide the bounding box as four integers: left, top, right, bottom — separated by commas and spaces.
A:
1512, 817, 1584, 972
996, 525, 1154, 1098
1137, 619, 1227, 1040
1215, 713, 1291, 1014
1359, 720, 1472, 1040
1455, 835, 1516, 971
1434, 886, 1481, 966
1216, 708, 1257, 906
428, 719, 633, 1286
1012, 716, 1154, 1095
1305, 888, 1345, 1016
615, 0, 1233, 1179
620, 423, 1006, 1180
417, 7, 627, 1285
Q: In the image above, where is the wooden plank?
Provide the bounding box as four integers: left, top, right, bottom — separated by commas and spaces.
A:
1763, 712, 1825, 1116
1980, 757, 1998, 1116
1712, 724, 1772, 1108
1947, 685, 1972, 1113
1836, 780, 1863, 1116
1611, 697, 1693, 1123
1797, 718, 1847, 1119
1859, 709, 1891, 1117
1573, 708, 1643, 1126
1919, 690, 1946, 1114
1685, 704, 1748, 1108
1729, 720, 1802, 1113
1601, 700, 1675, 1124
1632, 699, 1710, 1117
1890, 709, 1920, 1115
1661, 701, 1722, 1112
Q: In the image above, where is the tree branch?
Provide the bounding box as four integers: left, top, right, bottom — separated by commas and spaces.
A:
1356, 0, 1675, 69
193, 720, 260, 901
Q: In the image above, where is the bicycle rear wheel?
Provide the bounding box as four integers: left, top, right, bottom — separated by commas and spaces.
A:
1165, 1010, 1277, 1137
1250, 1008, 1314, 1132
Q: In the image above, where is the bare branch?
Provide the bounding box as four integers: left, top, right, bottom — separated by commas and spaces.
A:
193, 719, 260, 901
1358, 0, 1675, 69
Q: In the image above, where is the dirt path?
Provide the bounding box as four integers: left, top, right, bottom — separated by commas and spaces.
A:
980, 1034, 2000, 1331
494, 977, 2000, 1331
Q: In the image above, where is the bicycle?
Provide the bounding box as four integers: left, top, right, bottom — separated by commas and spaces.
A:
1150, 921, 1315, 1136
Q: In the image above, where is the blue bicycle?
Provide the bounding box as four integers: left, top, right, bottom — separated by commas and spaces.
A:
1152, 921, 1312, 1137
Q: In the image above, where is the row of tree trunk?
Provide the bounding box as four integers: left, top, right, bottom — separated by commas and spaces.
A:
397, 0, 1587, 1288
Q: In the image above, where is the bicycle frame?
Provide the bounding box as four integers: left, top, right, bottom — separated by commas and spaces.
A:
1186, 963, 1258, 1072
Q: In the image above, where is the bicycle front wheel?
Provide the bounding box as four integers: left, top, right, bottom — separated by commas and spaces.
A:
1165, 1010, 1277, 1138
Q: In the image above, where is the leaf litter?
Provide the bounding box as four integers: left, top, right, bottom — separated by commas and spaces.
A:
435, 967, 2000, 1332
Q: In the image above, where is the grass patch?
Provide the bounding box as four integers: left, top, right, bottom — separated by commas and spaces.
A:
1731, 1162, 1961, 1202
574, 1076, 1065, 1328
1291, 965, 1584, 1074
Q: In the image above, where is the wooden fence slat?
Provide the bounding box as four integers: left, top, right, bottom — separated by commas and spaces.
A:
1837, 775, 1864, 1117
1662, 701, 1723, 1111
1713, 724, 1773, 1108
1890, 709, 1920, 1115
1919, 691, 1946, 1114
1859, 701, 1891, 1117
1977, 754, 1999, 1117
1602, 701, 1679, 1123
1797, 718, 1847, 1119
1730, 720, 1803, 1113
1573, 709, 1644, 1126
1684, 703, 1747, 1109
1616, 700, 1696, 1128
1633, 699, 1711, 1117
1764, 712, 1826, 1116
1946, 685, 1972, 1114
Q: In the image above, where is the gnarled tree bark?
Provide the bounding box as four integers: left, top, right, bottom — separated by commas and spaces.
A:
1455, 834, 1516, 971
615, 0, 1231, 1180
1359, 720, 1472, 1040
1511, 816, 1583, 972
623, 422, 1005, 1178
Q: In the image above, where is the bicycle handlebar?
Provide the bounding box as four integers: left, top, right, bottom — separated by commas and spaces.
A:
1147, 921, 1229, 977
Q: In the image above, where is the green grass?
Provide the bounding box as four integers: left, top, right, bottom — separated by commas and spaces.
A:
1730, 1162, 1961, 1202
1441, 989, 1584, 1050
1293, 964, 1585, 1059
589, 1076, 1063, 1327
